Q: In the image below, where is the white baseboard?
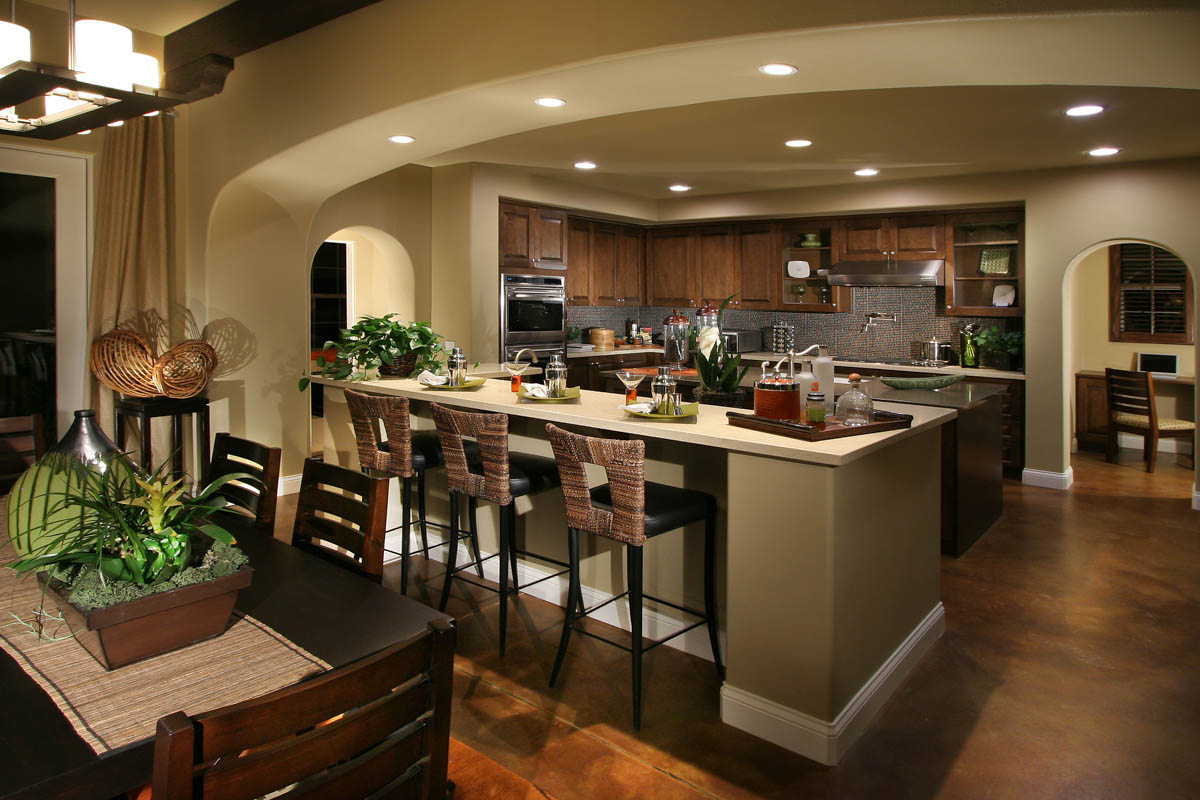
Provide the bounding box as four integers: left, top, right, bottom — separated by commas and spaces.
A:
278, 474, 302, 495
1022, 466, 1074, 491
385, 528, 724, 663
720, 603, 945, 766
1117, 432, 1188, 453
1193, 484, 1199, 512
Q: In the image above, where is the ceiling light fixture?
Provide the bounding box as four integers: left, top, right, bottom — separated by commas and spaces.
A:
0, 0, 186, 139
668, 184, 692, 192
785, 139, 812, 148
574, 161, 596, 170
1088, 147, 1120, 157
534, 97, 566, 108
1065, 104, 1104, 117
854, 168, 879, 177
387, 134, 415, 144
758, 63, 797, 76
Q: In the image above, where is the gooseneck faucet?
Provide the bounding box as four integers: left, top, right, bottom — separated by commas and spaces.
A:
511, 347, 539, 364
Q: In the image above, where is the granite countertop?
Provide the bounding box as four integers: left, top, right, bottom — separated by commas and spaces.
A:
864, 381, 1007, 411
738, 352, 1026, 381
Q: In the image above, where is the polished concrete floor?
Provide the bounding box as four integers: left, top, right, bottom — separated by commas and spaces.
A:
278, 448, 1200, 799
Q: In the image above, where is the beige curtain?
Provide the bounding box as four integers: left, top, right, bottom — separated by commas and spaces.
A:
86, 115, 174, 463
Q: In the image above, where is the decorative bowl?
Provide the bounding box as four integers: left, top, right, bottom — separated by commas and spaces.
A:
880, 374, 965, 391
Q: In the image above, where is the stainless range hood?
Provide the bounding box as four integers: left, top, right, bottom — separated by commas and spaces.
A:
825, 259, 945, 287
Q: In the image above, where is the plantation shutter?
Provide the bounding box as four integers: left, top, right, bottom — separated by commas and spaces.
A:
1109, 244, 1193, 344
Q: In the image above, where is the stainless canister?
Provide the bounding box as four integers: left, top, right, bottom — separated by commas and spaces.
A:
650, 365, 678, 415
544, 353, 568, 397
769, 322, 794, 354
447, 347, 467, 386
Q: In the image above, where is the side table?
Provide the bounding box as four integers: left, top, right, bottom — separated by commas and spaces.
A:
114, 395, 211, 480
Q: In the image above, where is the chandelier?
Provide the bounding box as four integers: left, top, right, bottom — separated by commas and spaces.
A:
0, 0, 186, 138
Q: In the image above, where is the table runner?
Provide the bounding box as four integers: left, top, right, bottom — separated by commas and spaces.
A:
0, 504, 330, 754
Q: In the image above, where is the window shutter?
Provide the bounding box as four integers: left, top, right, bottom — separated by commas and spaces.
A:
1111, 244, 1192, 344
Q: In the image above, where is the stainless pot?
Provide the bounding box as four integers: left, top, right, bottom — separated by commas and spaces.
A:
916, 336, 950, 367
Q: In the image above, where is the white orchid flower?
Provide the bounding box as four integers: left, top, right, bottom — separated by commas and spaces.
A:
697, 326, 720, 359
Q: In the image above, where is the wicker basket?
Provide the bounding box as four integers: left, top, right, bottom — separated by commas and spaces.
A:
90, 329, 218, 399
378, 353, 418, 377
691, 387, 747, 408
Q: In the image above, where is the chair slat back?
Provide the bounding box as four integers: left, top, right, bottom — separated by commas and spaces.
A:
205, 433, 281, 533
430, 403, 511, 505
1105, 368, 1157, 425
292, 459, 389, 582
152, 619, 455, 800
546, 424, 647, 546
0, 414, 43, 494
345, 390, 415, 478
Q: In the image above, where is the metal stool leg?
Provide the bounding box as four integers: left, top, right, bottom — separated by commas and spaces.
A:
703, 515, 724, 681
400, 476, 413, 596
466, 497, 484, 578
549, 527, 580, 687
417, 470, 430, 553
628, 545, 644, 730
438, 491, 460, 611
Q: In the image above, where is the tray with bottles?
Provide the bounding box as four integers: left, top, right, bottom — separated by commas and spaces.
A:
724, 409, 913, 441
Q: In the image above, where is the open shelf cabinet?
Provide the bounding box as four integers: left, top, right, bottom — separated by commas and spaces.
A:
944, 211, 1023, 317
779, 220, 852, 312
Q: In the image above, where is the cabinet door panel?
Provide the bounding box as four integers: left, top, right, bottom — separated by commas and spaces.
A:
696, 225, 737, 304
499, 202, 534, 267
566, 218, 591, 305
841, 217, 889, 260
532, 207, 568, 268
738, 223, 779, 309
591, 224, 619, 306
893, 215, 944, 259
615, 226, 644, 304
647, 227, 697, 307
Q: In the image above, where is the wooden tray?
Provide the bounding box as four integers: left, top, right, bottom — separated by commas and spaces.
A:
726, 409, 913, 441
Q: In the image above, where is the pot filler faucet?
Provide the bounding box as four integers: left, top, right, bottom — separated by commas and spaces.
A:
861, 312, 897, 333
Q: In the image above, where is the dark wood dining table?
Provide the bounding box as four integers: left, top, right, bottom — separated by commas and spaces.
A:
0, 524, 451, 800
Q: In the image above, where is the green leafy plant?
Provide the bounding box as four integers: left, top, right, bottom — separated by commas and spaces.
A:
300, 314, 446, 389
974, 326, 1023, 358
9, 457, 251, 589
690, 294, 749, 393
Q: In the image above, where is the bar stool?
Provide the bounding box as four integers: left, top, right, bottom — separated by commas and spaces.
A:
431, 403, 564, 655
345, 389, 483, 596
545, 423, 723, 730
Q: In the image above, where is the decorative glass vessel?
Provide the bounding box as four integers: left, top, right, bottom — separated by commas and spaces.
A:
835, 374, 873, 427
662, 310, 690, 370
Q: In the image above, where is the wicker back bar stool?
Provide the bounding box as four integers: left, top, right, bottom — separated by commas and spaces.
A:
344, 389, 484, 595
545, 423, 723, 730
431, 403, 564, 656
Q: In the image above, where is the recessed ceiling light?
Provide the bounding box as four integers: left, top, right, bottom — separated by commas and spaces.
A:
77, 129, 91, 135
668, 184, 692, 192
143, 110, 160, 117
1066, 104, 1104, 117
534, 97, 566, 108
785, 139, 813, 148
1088, 147, 1120, 157
574, 161, 596, 170
388, 134, 415, 144
106, 120, 123, 127
758, 63, 797, 76
854, 168, 879, 177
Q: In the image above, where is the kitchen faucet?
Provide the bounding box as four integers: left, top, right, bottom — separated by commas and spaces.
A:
861, 312, 897, 333
511, 347, 539, 364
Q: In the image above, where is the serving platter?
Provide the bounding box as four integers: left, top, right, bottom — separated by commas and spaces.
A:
422, 376, 487, 390
518, 385, 581, 402
622, 402, 700, 421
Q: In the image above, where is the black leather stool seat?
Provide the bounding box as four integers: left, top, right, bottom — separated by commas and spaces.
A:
383, 432, 481, 473
508, 452, 562, 497
590, 482, 717, 538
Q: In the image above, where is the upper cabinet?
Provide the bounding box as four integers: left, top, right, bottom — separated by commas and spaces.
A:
839, 214, 944, 261
565, 217, 644, 306
499, 201, 568, 271
780, 219, 852, 313
565, 217, 592, 305
646, 225, 738, 308
943, 210, 1024, 317
737, 222, 780, 309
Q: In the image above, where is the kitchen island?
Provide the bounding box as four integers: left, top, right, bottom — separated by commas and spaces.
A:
313, 374, 955, 764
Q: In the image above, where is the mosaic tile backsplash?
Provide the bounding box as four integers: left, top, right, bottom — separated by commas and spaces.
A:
567, 288, 1024, 369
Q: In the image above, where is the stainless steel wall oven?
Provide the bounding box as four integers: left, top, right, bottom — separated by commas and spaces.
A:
500, 273, 566, 361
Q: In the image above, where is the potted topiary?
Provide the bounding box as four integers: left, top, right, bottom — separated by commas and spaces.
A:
974, 326, 1023, 371
690, 294, 750, 407
300, 314, 445, 389
6, 424, 255, 670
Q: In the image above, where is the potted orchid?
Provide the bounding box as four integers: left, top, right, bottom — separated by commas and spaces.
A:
689, 294, 750, 407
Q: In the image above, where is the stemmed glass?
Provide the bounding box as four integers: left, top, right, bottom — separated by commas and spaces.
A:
503, 359, 531, 392
615, 370, 646, 405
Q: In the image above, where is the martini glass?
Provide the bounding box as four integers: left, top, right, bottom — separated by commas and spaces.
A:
615, 370, 646, 405
503, 359, 531, 392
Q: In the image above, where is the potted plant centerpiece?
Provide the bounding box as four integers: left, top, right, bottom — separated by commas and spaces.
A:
6, 438, 256, 670
690, 295, 750, 407
974, 326, 1024, 371
301, 314, 445, 389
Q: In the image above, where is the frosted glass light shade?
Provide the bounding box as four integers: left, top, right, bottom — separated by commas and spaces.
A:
0, 20, 32, 69
129, 52, 160, 88
75, 19, 133, 90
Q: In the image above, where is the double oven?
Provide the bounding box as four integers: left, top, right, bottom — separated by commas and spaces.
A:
499, 273, 566, 362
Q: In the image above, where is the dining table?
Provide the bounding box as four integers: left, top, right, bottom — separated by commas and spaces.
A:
0, 523, 452, 800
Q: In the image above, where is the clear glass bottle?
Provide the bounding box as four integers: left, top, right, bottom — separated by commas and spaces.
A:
544, 353, 568, 397
662, 310, 690, 370
835, 373, 873, 427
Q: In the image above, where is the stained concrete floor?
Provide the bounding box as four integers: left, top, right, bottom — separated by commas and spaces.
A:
278, 448, 1200, 799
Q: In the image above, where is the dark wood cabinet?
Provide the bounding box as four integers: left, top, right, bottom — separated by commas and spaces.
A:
568, 351, 662, 391
1075, 372, 1109, 451
566, 218, 591, 305
499, 201, 567, 271
570, 219, 643, 306
839, 214, 944, 262
696, 225, 738, 304
590, 223, 618, 305
944, 210, 1024, 317
966, 375, 1025, 470
647, 227, 697, 308
614, 225, 644, 305
780, 219, 852, 313
737, 222, 779, 309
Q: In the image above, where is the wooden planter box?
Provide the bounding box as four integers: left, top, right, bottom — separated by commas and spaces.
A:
38, 567, 254, 670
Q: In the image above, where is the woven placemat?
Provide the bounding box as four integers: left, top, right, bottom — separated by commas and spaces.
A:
0, 500, 330, 754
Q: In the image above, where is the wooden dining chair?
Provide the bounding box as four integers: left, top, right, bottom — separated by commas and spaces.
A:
151, 618, 456, 800
1105, 368, 1195, 473
291, 458, 390, 582
204, 433, 281, 534
0, 413, 43, 494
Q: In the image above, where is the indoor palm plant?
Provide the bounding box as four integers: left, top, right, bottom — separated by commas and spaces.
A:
301, 314, 445, 388
690, 294, 750, 407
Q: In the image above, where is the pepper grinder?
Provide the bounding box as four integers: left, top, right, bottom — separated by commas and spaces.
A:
447, 347, 467, 387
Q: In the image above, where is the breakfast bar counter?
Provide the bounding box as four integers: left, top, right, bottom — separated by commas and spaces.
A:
313, 375, 955, 764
